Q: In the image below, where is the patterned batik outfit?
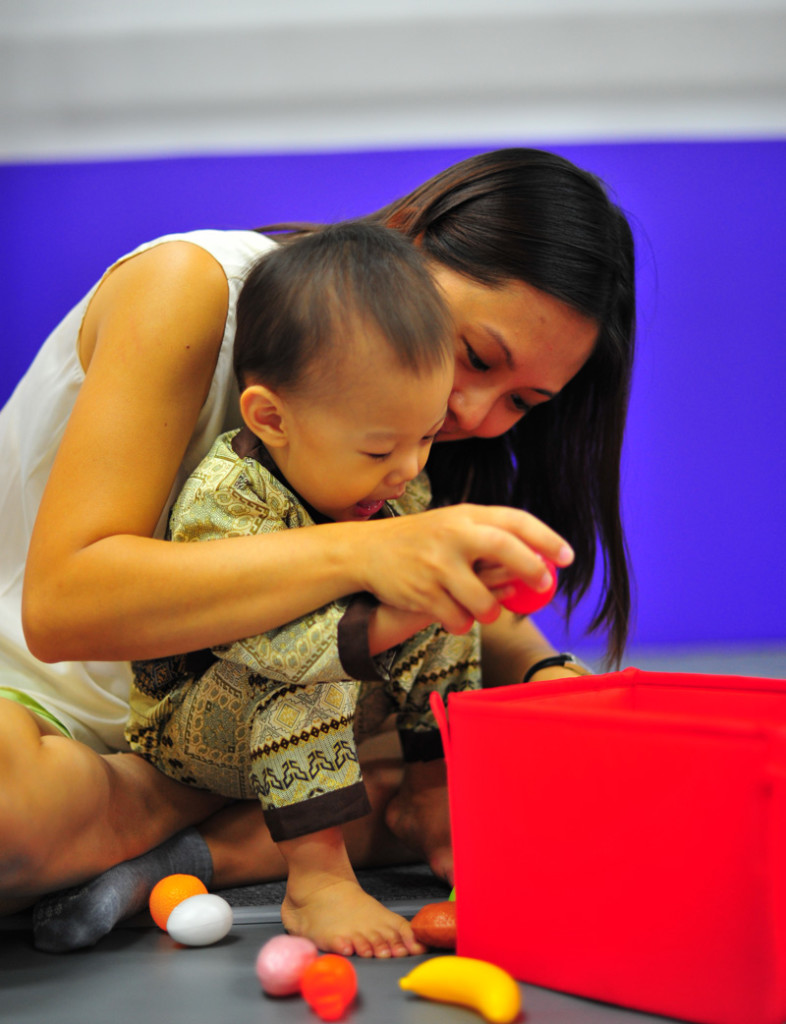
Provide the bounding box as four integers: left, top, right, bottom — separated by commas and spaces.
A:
126, 428, 481, 841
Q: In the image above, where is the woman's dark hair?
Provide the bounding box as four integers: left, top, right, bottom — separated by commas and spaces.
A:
258, 149, 636, 666
235, 220, 452, 395
375, 149, 636, 667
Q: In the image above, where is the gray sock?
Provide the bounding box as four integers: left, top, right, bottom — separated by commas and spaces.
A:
32, 827, 213, 953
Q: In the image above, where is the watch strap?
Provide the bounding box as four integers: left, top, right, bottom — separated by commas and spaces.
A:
522, 653, 590, 683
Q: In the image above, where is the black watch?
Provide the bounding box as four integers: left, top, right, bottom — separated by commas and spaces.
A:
522, 653, 590, 683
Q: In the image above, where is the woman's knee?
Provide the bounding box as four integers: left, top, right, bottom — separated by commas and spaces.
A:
0, 699, 117, 879
0, 696, 55, 787
0, 699, 63, 881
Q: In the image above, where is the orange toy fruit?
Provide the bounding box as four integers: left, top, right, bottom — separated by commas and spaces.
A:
301, 954, 358, 1021
149, 874, 208, 931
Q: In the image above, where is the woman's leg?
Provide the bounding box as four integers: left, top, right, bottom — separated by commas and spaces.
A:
9, 697, 434, 954
19, 711, 420, 952
0, 697, 224, 913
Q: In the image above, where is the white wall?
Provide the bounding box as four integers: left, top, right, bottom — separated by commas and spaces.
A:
2, 0, 785, 160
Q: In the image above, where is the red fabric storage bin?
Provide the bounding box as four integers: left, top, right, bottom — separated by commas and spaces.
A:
431, 668, 786, 1024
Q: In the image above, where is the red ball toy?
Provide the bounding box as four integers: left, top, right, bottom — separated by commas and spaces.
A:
300, 954, 358, 1021
501, 559, 558, 615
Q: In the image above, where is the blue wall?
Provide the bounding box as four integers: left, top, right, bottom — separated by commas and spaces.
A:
2, 140, 784, 651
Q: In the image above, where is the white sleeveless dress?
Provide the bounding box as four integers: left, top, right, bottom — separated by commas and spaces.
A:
0, 229, 276, 751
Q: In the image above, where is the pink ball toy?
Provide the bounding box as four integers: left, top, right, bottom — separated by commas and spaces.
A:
501, 559, 558, 616
256, 934, 319, 997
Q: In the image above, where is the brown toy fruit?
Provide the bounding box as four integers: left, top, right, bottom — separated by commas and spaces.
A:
411, 900, 457, 949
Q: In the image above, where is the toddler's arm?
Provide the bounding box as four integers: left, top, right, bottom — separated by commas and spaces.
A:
367, 605, 439, 654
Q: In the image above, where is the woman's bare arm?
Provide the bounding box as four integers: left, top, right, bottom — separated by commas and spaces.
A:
480, 611, 591, 685
23, 240, 574, 664
22, 241, 361, 661
480, 611, 557, 686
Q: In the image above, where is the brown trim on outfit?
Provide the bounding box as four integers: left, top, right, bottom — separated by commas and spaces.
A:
231, 424, 260, 459
337, 592, 385, 682
264, 780, 372, 842
231, 426, 333, 526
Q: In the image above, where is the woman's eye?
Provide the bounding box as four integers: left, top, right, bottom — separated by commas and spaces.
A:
463, 340, 490, 372
511, 394, 532, 414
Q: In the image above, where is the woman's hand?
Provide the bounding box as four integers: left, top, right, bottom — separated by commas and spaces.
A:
350, 504, 573, 636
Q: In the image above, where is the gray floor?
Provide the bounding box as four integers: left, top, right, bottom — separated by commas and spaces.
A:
591, 641, 786, 680
1, 915, 676, 1024
3, 644, 785, 1023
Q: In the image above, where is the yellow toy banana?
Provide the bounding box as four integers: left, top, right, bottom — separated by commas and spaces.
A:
399, 955, 522, 1023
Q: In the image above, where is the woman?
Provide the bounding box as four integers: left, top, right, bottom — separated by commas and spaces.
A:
0, 148, 635, 943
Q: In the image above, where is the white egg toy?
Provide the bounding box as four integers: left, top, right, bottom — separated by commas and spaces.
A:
166, 893, 233, 946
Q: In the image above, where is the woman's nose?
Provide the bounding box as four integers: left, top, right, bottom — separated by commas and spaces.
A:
448, 387, 494, 433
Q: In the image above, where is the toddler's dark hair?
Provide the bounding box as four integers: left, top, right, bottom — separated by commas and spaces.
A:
233, 220, 452, 393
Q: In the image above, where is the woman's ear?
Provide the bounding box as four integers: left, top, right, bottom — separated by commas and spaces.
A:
239, 385, 289, 448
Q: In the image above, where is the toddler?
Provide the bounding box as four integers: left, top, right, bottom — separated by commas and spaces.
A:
125, 221, 481, 957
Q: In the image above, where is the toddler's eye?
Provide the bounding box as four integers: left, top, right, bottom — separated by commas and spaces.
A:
463, 340, 490, 372
364, 451, 391, 461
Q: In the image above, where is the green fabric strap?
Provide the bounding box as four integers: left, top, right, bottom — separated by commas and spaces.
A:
0, 686, 73, 738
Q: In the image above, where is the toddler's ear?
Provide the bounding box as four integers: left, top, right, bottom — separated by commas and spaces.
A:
239, 385, 288, 447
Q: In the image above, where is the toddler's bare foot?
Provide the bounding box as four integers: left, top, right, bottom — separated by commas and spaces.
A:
281, 877, 425, 959
384, 759, 454, 885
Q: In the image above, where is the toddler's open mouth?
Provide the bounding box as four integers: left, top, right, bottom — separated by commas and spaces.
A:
351, 499, 385, 518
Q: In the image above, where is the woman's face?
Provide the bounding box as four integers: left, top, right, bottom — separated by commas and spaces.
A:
431, 267, 598, 441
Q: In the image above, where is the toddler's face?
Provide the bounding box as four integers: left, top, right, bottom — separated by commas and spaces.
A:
276, 346, 452, 523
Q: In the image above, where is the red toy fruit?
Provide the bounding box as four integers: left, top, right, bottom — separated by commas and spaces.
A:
501, 559, 557, 615
301, 954, 358, 1021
